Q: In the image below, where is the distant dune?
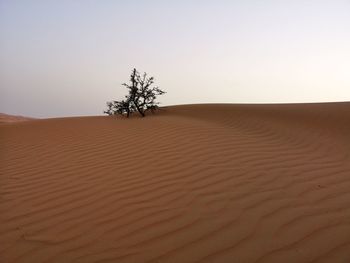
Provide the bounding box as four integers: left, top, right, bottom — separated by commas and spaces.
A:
0, 113, 34, 123
1, 103, 350, 263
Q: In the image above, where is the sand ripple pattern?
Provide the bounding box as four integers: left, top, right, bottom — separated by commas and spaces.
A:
1, 103, 350, 263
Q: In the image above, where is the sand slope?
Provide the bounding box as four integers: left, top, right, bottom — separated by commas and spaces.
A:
1, 103, 350, 263
0, 113, 34, 124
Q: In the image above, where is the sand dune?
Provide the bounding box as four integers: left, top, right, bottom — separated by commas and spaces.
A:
1, 103, 350, 263
0, 113, 34, 124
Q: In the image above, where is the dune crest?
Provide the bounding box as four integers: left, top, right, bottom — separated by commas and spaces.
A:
0, 113, 34, 124
1, 103, 350, 262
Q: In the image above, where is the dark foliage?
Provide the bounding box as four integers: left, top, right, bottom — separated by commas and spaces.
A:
104, 68, 165, 117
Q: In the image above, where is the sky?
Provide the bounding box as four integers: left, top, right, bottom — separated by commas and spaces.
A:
0, 0, 349, 118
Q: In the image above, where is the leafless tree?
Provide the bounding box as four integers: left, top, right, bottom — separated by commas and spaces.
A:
104, 68, 165, 117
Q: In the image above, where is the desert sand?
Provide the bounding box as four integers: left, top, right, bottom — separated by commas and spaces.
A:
1, 103, 350, 263
0, 113, 33, 124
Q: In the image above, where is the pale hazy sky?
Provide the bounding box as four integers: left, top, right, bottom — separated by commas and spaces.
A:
1, 0, 349, 117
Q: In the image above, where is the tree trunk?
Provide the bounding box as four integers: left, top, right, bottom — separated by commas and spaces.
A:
137, 107, 145, 117
134, 103, 145, 117
135, 104, 145, 117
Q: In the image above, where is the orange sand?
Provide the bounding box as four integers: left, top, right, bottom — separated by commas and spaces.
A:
1, 103, 350, 262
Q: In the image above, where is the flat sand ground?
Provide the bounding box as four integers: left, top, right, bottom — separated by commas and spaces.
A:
1, 103, 350, 263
